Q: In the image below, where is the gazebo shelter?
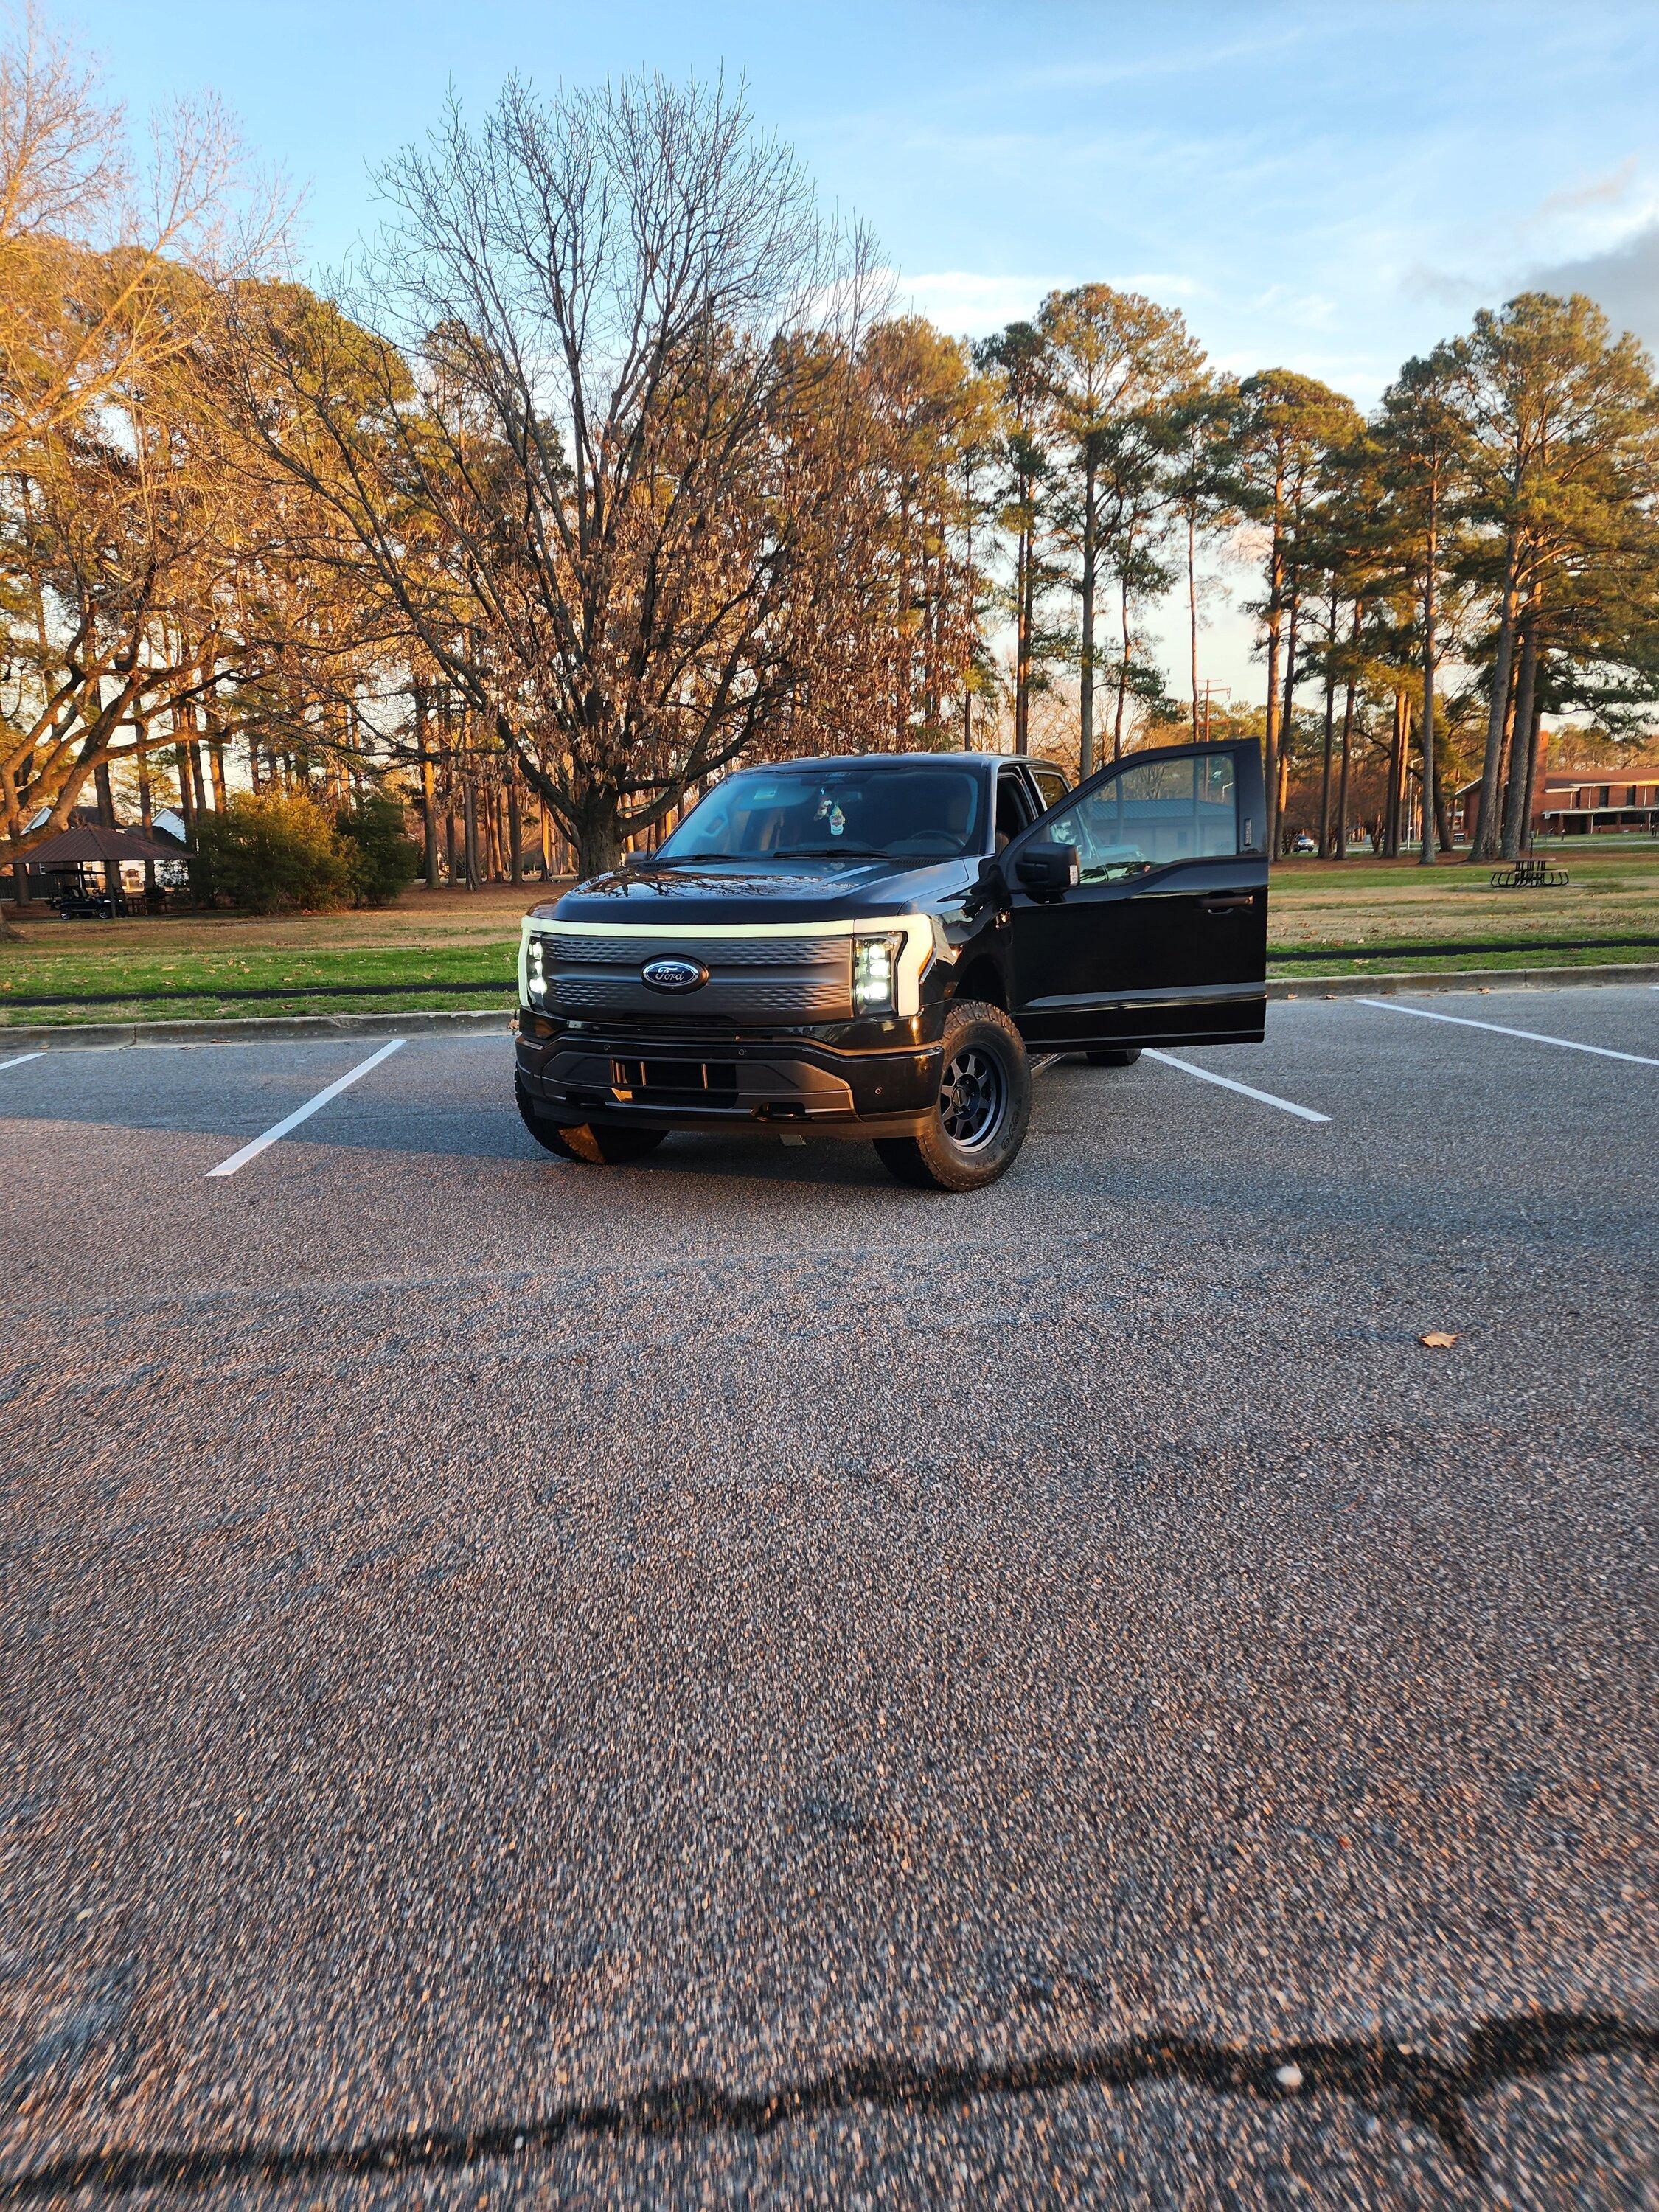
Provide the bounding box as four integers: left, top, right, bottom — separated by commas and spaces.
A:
15, 823, 190, 914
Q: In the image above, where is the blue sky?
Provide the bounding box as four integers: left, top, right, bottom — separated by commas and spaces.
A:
64, 0, 1659, 700
68, 0, 1659, 401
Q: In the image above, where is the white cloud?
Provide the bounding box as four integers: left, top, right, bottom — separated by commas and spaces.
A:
893, 268, 1208, 337
892, 271, 1069, 335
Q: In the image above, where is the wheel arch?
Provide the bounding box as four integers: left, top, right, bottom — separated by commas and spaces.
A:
950, 953, 1007, 1010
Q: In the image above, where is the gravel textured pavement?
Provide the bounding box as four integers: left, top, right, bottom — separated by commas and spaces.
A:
1, 985, 1655, 2208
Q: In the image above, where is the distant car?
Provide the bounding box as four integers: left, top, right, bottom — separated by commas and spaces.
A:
1292, 832, 1318, 853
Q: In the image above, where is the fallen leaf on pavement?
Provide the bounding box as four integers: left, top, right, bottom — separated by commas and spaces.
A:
1418, 1330, 1458, 1349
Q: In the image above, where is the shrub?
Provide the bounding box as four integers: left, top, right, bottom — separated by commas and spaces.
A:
190, 791, 355, 914
336, 793, 421, 907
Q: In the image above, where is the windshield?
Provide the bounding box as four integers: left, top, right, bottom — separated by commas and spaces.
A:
658, 764, 985, 862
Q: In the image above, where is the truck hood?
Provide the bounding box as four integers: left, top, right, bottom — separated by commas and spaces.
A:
535, 853, 978, 928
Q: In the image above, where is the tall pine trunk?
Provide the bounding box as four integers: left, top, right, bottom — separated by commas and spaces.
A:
1470, 530, 1520, 860
1079, 453, 1096, 780
1382, 692, 1402, 857
1113, 546, 1133, 762
136, 723, 155, 902
174, 733, 196, 841
1419, 487, 1438, 866
462, 779, 479, 890
1336, 669, 1355, 860
1500, 614, 1540, 860
1188, 509, 1201, 745
414, 684, 439, 890
1276, 571, 1301, 856
1014, 484, 1034, 754
1317, 586, 1340, 855
1520, 680, 1545, 855
1262, 484, 1286, 859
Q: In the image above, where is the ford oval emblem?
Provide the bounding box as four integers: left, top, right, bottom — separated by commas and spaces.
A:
641, 956, 709, 993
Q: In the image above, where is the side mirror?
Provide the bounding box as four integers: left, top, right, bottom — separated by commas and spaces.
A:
1015, 840, 1079, 900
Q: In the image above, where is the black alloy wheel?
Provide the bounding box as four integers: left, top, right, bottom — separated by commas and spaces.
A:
515, 1074, 667, 1164
874, 999, 1032, 1192
937, 1045, 1006, 1148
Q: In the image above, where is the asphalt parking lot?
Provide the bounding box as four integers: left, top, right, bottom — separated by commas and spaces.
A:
2, 985, 1655, 2208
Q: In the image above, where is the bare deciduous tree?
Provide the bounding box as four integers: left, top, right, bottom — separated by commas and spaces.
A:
238, 74, 894, 873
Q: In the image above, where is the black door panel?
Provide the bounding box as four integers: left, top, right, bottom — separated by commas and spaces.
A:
1004, 742, 1267, 1048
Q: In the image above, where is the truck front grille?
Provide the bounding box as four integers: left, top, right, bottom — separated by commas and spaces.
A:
538, 931, 852, 1023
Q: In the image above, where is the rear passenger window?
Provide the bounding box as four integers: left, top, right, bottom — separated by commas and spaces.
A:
1029, 764, 1070, 813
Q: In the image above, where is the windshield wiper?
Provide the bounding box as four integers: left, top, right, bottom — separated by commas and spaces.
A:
769, 844, 880, 858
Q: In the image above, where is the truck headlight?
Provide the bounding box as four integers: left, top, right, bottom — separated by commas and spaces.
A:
525, 934, 547, 1006
852, 932, 902, 1015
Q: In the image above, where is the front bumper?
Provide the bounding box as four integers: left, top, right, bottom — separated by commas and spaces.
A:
515, 1015, 942, 1138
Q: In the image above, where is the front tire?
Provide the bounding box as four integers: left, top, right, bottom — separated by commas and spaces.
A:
1085, 1048, 1141, 1067
874, 1000, 1031, 1192
516, 1075, 667, 1164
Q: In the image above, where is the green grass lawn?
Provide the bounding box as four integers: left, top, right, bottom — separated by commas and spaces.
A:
1, 940, 514, 1004
4, 852, 1657, 1024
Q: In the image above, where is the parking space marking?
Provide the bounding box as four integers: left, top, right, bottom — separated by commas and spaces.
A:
0, 1051, 45, 1074
1359, 998, 1659, 1068
205, 1040, 408, 1178
1144, 1049, 1331, 1124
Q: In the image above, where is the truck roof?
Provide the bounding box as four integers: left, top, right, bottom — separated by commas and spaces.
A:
740, 751, 1048, 770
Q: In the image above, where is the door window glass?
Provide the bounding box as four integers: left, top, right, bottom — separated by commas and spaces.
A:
1043, 753, 1237, 882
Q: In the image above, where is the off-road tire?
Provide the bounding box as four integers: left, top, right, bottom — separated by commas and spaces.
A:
874, 999, 1032, 1192
1085, 1047, 1142, 1067
515, 1075, 667, 1164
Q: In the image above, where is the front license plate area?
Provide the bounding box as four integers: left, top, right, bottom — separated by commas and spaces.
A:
611, 1059, 740, 1107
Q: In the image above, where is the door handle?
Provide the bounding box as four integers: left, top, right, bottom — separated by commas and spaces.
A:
1203, 892, 1255, 911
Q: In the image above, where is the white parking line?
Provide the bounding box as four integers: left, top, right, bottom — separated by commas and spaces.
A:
1144, 1049, 1330, 1123
205, 1040, 407, 1178
1359, 998, 1659, 1068
0, 1051, 45, 1073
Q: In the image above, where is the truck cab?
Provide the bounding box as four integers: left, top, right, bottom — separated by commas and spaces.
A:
515, 740, 1267, 1190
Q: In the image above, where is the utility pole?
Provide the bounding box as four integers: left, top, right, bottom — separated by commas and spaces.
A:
1200, 682, 1231, 744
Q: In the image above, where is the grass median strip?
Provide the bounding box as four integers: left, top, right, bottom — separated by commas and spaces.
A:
1267, 933, 1659, 965
1267, 942, 1659, 978
4, 975, 516, 1009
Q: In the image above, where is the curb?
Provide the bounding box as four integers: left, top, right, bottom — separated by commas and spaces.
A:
1, 964, 1654, 1050
1267, 961, 1659, 1000
0, 1007, 514, 1051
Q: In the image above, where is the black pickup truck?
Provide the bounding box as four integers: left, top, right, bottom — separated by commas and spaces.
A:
515, 738, 1267, 1191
